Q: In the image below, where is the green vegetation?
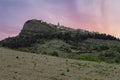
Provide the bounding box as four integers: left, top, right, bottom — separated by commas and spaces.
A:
1, 19, 120, 64
51, 51, 59, 57
79, 54, 102, 62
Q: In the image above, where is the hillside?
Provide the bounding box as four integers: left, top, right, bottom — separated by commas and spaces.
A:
0, 47, 120, 80
1, 19, 120, 64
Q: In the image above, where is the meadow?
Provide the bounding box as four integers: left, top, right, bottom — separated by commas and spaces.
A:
0, 47, 120, 80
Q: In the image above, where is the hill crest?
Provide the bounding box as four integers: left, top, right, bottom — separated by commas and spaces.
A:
1, 19, 120, 64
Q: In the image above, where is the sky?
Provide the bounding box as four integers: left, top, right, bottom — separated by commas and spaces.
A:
0, 0, 120, 40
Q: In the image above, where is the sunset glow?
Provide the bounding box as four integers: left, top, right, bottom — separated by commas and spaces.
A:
0, 0, 120, 40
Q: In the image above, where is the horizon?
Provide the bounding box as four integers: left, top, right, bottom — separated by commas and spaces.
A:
0, 0, 120, 40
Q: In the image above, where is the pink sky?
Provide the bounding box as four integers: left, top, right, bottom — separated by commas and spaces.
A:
0, 0, 120, 40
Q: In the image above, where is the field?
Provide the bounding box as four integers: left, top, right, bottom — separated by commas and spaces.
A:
0, 47, 120, 80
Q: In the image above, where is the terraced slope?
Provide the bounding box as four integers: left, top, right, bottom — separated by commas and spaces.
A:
0, 48, 120, 80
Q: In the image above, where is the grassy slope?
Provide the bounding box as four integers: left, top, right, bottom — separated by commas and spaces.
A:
18, 39, 72, 58
17, 39, 120, 63
0, 48, 120, 80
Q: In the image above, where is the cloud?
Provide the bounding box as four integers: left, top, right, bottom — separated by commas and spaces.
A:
0, 0, 120, 40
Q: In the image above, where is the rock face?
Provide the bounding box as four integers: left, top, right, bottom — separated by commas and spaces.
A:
19, 19, 58, 37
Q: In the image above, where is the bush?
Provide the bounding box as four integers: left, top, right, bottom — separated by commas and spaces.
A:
42, 51, 47, 55
60, 46, 72, 53
66, 68, 70, 72
51, 51, 59, 57
60, 73, 65, 76
79, 54, 102, 62
99, 51, 120, 63
94, 45, 109, 51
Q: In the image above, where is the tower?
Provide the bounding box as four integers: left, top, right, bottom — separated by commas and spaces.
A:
57, 22, 60, 27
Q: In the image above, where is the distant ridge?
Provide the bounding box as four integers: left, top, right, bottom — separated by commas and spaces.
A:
19, 19, 118, 40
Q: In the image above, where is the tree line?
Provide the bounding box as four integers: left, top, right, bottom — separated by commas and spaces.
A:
0, 29, 119, 49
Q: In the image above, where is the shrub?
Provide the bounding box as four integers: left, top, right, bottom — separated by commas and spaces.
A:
79, 54, 102, 62
60, 73, 65, 76
60, 46, 72, 53
51, 51, 59, 57
94, 45, 109, 51
42, 51, 47, 55
99, 51, 120, 63
66, 68, 70, 72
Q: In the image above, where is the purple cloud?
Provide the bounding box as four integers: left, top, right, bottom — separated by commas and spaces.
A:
0, 0, 120, 40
